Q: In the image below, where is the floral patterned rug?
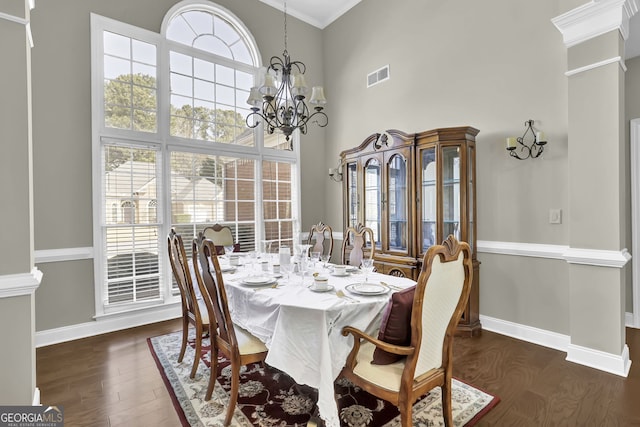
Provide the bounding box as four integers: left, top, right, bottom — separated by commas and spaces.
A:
148, 331, 499, 427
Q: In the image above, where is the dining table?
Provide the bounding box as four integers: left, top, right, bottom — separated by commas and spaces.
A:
219, 254, 417, 427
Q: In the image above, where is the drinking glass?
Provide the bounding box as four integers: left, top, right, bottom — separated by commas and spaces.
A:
310, 251, 321, 270
320, 254, 330, 268
361, 258, 374, 283
223, 245, 234, 257
247, 250, 257, 274
295, 253, 309, 286
281, 262, 294, 284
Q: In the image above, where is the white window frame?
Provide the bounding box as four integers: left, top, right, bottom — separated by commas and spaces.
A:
90, 3, 301, 318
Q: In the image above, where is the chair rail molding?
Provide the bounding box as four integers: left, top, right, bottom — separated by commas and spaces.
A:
0, 268, 43, 298
478, 240, 630, 268
34, 247, 94, 264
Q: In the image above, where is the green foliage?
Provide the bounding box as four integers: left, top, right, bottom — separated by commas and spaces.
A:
104, 145, 156, 172
104, 73, 246, 175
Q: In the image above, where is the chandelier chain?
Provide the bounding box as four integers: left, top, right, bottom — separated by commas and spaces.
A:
244, 0, 328, 149
283, 0, 288, 54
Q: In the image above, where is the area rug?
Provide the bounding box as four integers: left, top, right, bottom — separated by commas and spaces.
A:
148, 331, 499, 426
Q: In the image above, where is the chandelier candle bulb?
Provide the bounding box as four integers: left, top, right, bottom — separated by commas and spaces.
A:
261, 74, 277, 96
536, 131, 545, 143
247, 87, 262, 107
506, 137, 517, 149
310, 86, 327, 106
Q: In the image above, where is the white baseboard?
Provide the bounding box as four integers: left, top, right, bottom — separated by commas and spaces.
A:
480, 314, 633, 377
33, 387, 40, 406
35, 303, 181, 347
566, 343, 631, 377
626, 311, 637, 328
479, 314, 570, 352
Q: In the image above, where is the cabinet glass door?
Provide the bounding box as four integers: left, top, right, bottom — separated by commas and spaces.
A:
364, 158, 382, 247
346, 162, 358, 228
468, 145, 475, 253
442, 146, 461, 241
388, 154, 407, 252
421, 148, 436, 252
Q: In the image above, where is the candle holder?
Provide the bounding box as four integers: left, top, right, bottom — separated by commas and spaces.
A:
506, 119, 547, 160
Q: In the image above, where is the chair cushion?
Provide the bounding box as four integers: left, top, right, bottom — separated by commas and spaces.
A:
372, 285, 416, 365
354, 341, 405, 391
234, 324, 269, 355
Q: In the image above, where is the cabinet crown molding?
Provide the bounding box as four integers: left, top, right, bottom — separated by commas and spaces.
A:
552, 0, 639, 47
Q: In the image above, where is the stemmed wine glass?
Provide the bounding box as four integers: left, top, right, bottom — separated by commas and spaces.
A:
361, 258, 374, 283
320, 254, 330, 268
281, 262, 294, 285
224, 245, 234, 257
310, 251, 321, 271
295, 252, 309, 286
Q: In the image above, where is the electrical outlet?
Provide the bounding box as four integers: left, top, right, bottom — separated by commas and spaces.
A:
549, 208, 562, 224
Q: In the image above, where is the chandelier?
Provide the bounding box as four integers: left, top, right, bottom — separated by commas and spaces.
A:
245, 0, 328, 149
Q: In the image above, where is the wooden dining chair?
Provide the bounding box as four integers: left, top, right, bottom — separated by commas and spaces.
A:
192, 232, 269, 427
203, 223, 240, 254
167, 229, 210, 379
307, 221, 334, 258
339, 235, 473, 427
341, 223, 375, 267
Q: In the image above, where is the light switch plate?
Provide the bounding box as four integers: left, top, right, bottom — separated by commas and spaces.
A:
549, 208, 562, 224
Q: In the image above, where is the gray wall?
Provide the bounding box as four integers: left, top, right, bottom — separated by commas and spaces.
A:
322, 0, 572, 334
0, 0, 37, 404
626, 56, 640, 312
26, 0, 636, 343
30, 0, 325, 331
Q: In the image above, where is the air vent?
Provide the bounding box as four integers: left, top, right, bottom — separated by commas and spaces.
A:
366, 65, 390, 88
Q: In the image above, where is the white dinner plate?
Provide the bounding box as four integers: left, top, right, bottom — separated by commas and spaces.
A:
220, 266, 236, 273
309, 284, 335, 293
345, 283, 389, 296
241, 276, 277, 286
330, 271, 350, 277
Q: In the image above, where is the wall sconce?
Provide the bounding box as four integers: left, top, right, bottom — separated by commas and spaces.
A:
506, 119, 547, 160
328, 160, 343, 182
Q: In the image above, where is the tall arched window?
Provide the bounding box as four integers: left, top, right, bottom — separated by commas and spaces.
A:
162, 3, 259, 145
92, 2, 300, 315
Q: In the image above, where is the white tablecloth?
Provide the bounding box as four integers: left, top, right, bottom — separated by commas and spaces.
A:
222, 263, 416, 427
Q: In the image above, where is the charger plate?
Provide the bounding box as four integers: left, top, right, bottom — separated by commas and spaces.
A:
345, 282, 389, 296
241, 276, 278, 286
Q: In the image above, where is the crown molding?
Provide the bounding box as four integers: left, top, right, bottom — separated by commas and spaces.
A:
552, 0, 640, 47
258, 0, 361, 29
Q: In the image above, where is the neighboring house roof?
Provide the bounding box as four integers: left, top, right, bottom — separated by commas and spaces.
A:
106, 160, 223, 202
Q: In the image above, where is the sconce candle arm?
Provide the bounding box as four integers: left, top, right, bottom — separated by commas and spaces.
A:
506, 119, 547, 160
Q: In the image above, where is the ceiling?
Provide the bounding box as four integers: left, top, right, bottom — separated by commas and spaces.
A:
628, 13, 640, 59
258, 0, 361, 29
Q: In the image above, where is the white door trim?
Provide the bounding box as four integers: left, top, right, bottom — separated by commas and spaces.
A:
630, 118, 640, 328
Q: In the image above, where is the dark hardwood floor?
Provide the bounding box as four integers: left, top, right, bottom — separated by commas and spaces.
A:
36, 319, 640, 426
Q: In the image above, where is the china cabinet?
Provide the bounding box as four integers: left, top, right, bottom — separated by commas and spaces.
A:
341, 126, 480, 336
